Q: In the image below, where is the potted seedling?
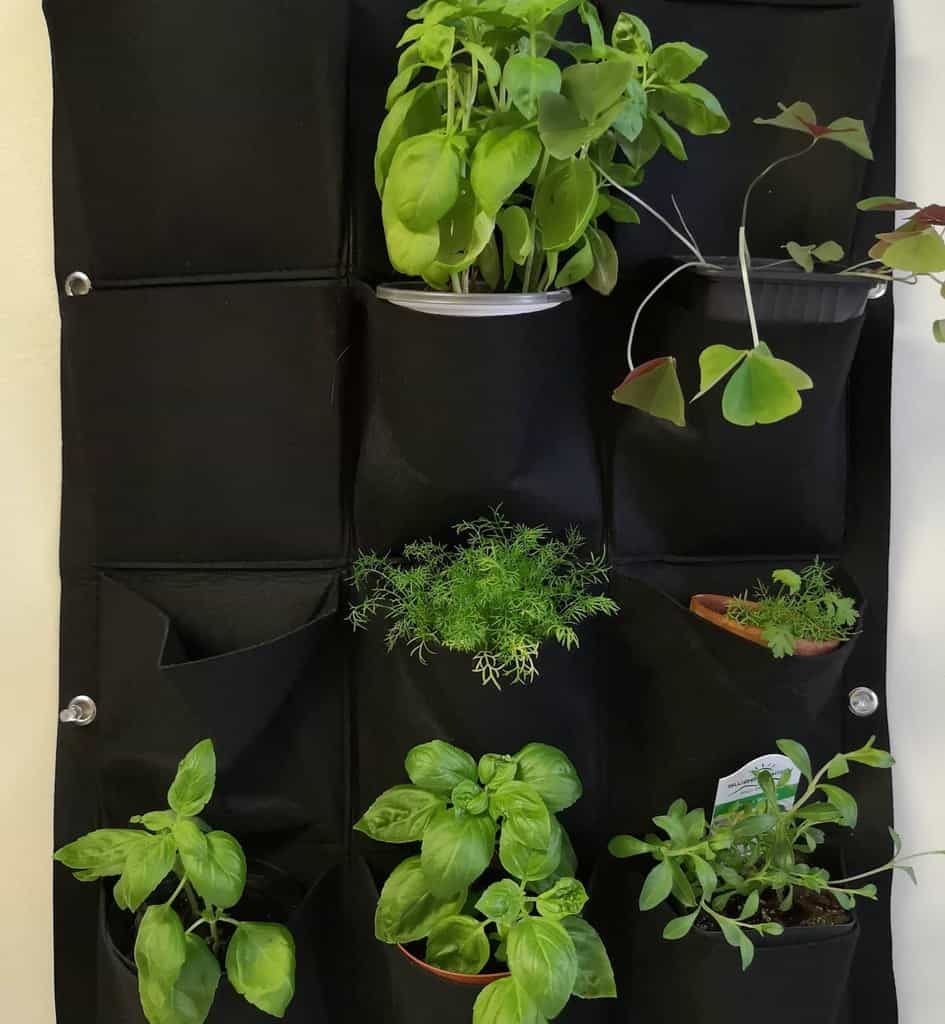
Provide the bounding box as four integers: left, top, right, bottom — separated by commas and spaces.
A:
54, 740, 297, 1024
609, 738, 943, 1022
348, 508, 618, 687
355, 739, 616, 1021
611, 100, 886, 427
690, 561, 859, 658
374, 0, 728, 316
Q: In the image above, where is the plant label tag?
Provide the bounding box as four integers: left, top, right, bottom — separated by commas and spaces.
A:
711, 754, 801, 822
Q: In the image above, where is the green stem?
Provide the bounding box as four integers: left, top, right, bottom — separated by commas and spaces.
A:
832, 850, 945, 887
446, 68, 456, 136
166, 876, 187, 908
740, 138, 818, 235
182, 880, 202, 922
523, 150, 552, 294
463, 57, 478, 132
450, 272, 464, 295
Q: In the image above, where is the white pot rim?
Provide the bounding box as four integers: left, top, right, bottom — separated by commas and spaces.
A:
376, 283, 572, 318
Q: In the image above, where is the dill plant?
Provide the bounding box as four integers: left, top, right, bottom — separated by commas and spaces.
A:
348, 510, 618, 687
725, 560, 858, 658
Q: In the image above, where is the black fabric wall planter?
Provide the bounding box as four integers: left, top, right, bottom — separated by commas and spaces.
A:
611, 267, 869, 557
353, 285, 603, 551
96, 571, 347, 869
43, 0, 348, 281
97, 859, 342, 1024
61, 281, 348, 562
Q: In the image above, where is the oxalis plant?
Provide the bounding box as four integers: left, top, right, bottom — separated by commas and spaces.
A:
726, 561, 859, 658
54, 740, 296, 1023
609, 737, 944, 969
348, 509, 618, 687
376, 0, 728, 295
612, 100, 883, 427
356, 739, 616, 1022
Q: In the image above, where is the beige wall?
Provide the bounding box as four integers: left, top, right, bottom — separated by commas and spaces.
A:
0, 1, 59, 1021
1, 2, 943, 1022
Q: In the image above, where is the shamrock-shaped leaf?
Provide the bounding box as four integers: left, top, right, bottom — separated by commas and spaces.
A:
913, 204, 945, 226
880, 230, 945, 275
704, 342, 813, 427
857, 195, 919, 212
784, 240, 844, 273
612, 357, 686, 427
934, 320, 945, 344
754, 101, 873, 159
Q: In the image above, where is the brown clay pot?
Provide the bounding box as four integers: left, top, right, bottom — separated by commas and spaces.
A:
396, 944, 510, 987
689, 595, 841, 657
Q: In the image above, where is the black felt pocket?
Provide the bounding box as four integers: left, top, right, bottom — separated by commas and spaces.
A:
97, 571, 346, 862
611, 269, 868, 558
353, 284, 603, 551
62, 281, 348, 563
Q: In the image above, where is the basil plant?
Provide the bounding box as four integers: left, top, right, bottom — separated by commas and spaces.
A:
54, 740, 296, 1023
376, 0, 728, 295
356, 740, 616, 1021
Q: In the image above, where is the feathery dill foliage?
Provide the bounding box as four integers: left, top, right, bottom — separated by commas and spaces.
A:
725, 560, 859, 658
348, 510, 618, 687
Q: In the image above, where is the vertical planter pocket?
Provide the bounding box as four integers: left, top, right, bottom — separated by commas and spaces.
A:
62, 281, 348, 562
611, 267, 872, 558
353, 615, 607, 861
44, 0, 348, 279
605, 572, 860, 836
353, 285, 603, 551
97, 570, 346, 863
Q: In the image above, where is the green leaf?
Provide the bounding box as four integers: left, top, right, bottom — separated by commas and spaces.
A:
499, 814, 563, 883
477, 234, 501, 290
612, 357, 686, 428
386, 65, 424, 111
738, 890, 760, 921
476, 879, 526, 927
639, 859, 674, 911
130, 812, 178, 834
776, 739, 812, 782
604, 197, 640, 224
375, 856, 467, 943
490, 782, 552, 848
513, 744, 582, 813
555, 237, 594, 288
54, 829, 152, 881
730, 814, 778, 839
375, 84, 442, 195
612, 12, 652, 55
471, 128, 543, 218
933, 320, 945, 344
426, 914, 491, 975
159, 933, 221, 1024
497, 207, 533, 269
690, 854, 717, 902
857, 195, 918, 212
619, 115, 660, 169
612, 78, 647, 142
526, 822, 577, 895
177, 826, 246, 910
225, 922, 296, 1018
662, 910, 699, 941
135, 904, 188, 1024
785, 242, 815, 273
560, 917, 616, 998
406, 741, 478, 796
889, 828, 903, 857
507, 917, 578, 1019
648, 42, 707, 83
418, 24, 455, 69
716, 915, 754, 970
823, 116, 873, 160
561, 58, 636, 123
585, 226, 619, 296
167, 739, 216, 818
827, 754, 850, 779
114, 833, 178, 913
694, 344, 747, 401
479, 753, 518, 788
721, 344, 813, 427
383, 186, 440, 276
433, 186, 496, 274
881, 229, 945, 274
503, 54, 562, 120
354, 785, 446, 843
846, 740, 895, 769
534, 158, 598, 253
772, 569, 802, 594
649, 112, 687, 161
452, 780, 490, 816
537, 94, 591, 161
464, 43, 502, 89
421, 810, 496, 897
386, 132, 462, 232
753, 101, 819, 136
813, 240, 845, 262
818, 785, 859, 828
535, 878, 588, 920
473, 977, 546, 1024
652, 83, 729, 136
607, 834, 652, 859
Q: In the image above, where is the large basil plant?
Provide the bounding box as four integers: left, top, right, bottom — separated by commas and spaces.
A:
356, 740, 616, 1022
376, 0, 728, 295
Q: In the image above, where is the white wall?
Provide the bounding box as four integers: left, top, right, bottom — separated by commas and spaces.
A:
887, 3, 945, 1021
0, 1, 942, 1022
0, 1, 60, 1021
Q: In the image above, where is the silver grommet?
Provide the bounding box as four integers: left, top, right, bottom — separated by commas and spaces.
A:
849, 686, 880, 718
64, 271, 92, 297
867, 281, 888, 301
59, 695, 97, 726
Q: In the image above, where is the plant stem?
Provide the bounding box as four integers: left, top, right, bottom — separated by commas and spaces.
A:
740, 138, 819, 236
463, 57, 478, 132
839, 259, 884, 275
450, 272, 464, 295
183, 880, 202, 922
523, 151, 551, 294
209, 919, 221, 956
832, 850, 945, 887
625, 261, 712, 370
446, 68, 455, 136
166, 876, 187, 907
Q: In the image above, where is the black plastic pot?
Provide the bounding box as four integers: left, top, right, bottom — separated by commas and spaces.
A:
626, 899, 859, 1024
611, 259, 880, 557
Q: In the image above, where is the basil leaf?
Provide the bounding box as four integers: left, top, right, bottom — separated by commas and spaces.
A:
354, 785, 445, 843
176, 826, 246, 910
475, 879, 525, 927
225, 922, 296, 1017
406, 741, 478, 796
167, 740, 216, 818
375, 856, 467, 943
560, 916, 616, 998
535, 878, 588, 921
135, 904, 187, 1022
473, 977, 546, 1024
421, 810, 496, 897
162, 934, 221, 1024
513, 744, 582, 814
54, 829, 151, 880
114, 833, 177, 913
507, 917, 578, 1019
426, 914, 491, 975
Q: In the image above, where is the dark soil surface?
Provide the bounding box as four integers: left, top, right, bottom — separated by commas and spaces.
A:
697, 888, 851, 932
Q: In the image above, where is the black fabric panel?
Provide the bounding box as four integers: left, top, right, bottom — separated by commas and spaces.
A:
353, 285, 604, 551
610, 272, 867, 557
96, 571, 347, 870
61, 281, 348, 563
43, 0, 348, 282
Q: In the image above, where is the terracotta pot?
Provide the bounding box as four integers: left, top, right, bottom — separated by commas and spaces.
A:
689, 595, 841, 657
396, 944, 509, 987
